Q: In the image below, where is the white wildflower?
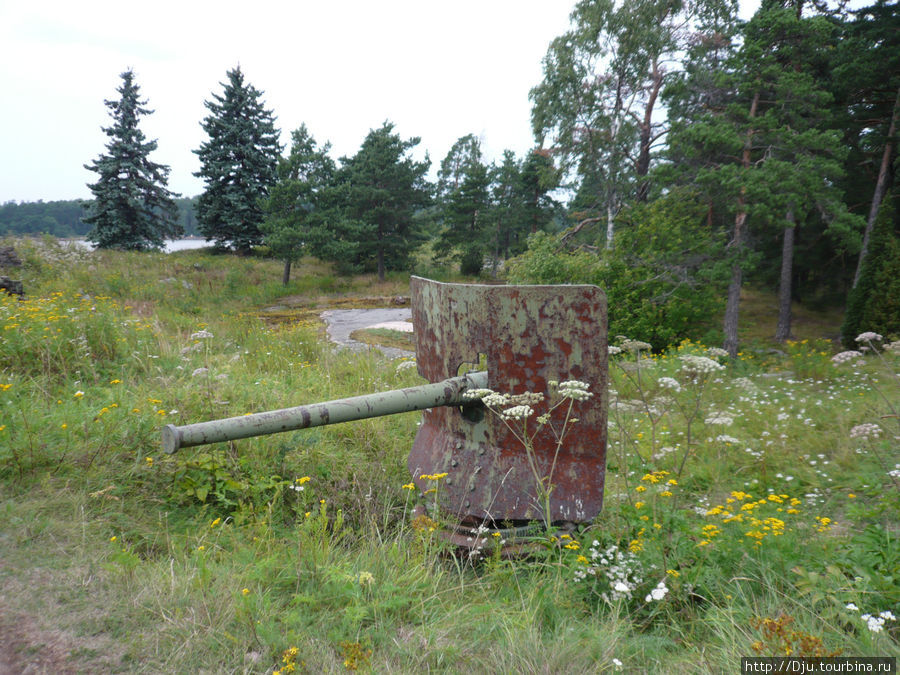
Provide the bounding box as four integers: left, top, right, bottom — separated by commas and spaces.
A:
612, 580, 631, 595
645, 580, 669, 602
657, 377, 681, 392
190, 329, 214, 340
501, 405, 534, 420
849, 423, 882, 440
619, 338, 652, 353
716, 435, 740, 444
855, 331, 882, 343
704, 412, 734, 426
482, 392, 511, 408
608, 345, 623, 355
845, 602, 859, 612
679, 355, 725, 375
509, 391, 545, 406
831, 350, 863, 365
462, 388, 494, 401
559, 380, 593, 401
707, 347, 729, 358
861, 614, 886, 633
191, 367, 208, 377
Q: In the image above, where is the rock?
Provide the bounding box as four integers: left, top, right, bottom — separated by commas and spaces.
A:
0, 276, 23, 297
0, 246, 22, 268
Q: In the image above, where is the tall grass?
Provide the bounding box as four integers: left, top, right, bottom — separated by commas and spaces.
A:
0, 237, 897, 673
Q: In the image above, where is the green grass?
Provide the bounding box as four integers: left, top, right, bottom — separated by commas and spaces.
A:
349, 327, 415, 351
0, 236, 897, 673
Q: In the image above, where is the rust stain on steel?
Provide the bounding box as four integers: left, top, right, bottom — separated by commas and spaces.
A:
408, 276, 607, 524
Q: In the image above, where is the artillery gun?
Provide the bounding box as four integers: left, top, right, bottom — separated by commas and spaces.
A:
163, 276, 607, 538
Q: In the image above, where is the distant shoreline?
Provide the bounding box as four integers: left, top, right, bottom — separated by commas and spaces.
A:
59, 237, 210, 253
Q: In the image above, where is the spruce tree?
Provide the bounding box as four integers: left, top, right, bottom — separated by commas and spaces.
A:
434, 135, 491, 274
261, 125, 335, 285
83, 70, 181, 251
194, 67, 281, 254
333, 122, 431, 280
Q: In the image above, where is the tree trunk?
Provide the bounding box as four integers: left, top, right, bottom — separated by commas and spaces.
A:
853, 84, 900, 289
722, 91, 760, 358
775, 210, 796, 342
605, 199, 616, 250
377, 248, 385, 282
635, 59, 663, 203
722, 248, 744, 358
282, 258, 292, 286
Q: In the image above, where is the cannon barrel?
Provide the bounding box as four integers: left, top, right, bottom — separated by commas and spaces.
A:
162, 370, 488, 454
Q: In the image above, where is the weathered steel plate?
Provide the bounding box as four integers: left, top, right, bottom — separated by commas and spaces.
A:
408, 276, 607, 525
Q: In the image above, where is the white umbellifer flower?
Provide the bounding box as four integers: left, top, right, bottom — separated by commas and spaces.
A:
613, 580, 631, 594
645, 580, 668, 602
560, 387, 593, 401
501, 405, 534, 420
556, 380, 593, 400
707, 347, 729, 358
462, 388, 494, 401
855, 331, 882, 343
510, 391, 545, 406
880, 610, 896, 621
846, 602, 859, 612
716, 435, 740, 444
831, 350, 863, 364
657, 377, 681, 392
482, 392, 511, 408
608, 346, 623, 355
862, 614, 886, 633
704, 412, 734, 426
885, 340, 900, 354
191, 367, 208, 377
679, 355, 725, 375
190, 329, 213, 340
621, 339, 652, 353
849, 423, 882, 440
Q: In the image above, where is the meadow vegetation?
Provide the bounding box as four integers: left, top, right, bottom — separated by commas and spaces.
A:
0, 238, 897, 673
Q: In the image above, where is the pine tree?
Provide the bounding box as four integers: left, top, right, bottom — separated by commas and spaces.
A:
434, 135, 491, 274
333, 122, 431, 281
83, 70, 181, 251
261, 125, 335, 285
194, 67, 281, 254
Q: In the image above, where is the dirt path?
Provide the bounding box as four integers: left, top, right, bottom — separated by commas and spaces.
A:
0, 613, 78, 675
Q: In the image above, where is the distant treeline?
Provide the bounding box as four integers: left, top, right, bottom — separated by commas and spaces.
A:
0, 197, 200, 238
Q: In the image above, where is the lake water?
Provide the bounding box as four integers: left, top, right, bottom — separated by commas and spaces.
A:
63, 238, 210, 253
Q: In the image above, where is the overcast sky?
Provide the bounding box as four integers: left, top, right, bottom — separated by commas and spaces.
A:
0, 0, 759, 204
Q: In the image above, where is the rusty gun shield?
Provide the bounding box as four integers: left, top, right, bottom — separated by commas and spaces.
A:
408, 276, 607, 525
